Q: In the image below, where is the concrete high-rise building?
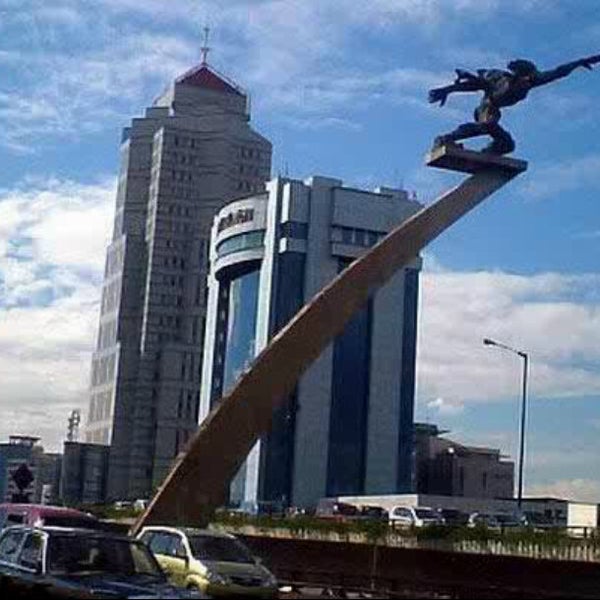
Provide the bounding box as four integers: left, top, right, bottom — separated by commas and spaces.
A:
85, 59, 272, 500
200, 176, 423, 508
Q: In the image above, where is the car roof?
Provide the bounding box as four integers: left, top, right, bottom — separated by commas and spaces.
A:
2, 524, 134, 541
0, 504, 96, 519
140, 526, 235, 540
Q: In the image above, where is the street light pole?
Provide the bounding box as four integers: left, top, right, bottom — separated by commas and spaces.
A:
516, 351, 529, 510
483, 338, 529, 510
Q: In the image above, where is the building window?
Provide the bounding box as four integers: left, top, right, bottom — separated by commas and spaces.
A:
279, 221, 308, 240
216, 230, 265, 258
325, 259, 372, 498
397, 268, 420, 492
260, 252, 306, 503
211, 267, 260, 405
341, 227, 353, 244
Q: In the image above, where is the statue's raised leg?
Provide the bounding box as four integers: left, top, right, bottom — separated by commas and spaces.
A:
435, 121, 515, 155
484, 123, 515, 155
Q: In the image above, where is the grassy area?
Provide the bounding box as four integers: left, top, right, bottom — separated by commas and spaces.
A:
213, 512, 600, 548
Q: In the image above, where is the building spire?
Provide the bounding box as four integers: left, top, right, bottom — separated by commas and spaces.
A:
200, 26, 210, 65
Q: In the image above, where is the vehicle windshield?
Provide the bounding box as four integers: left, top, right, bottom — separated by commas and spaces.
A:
188, 535, 255, 564
415, 508, 438, 519
47, 535, 164, 578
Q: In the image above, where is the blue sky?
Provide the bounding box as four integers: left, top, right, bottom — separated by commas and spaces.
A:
0, 0, 599, 501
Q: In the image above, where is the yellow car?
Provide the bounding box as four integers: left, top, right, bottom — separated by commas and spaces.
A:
137, 526, 278, 598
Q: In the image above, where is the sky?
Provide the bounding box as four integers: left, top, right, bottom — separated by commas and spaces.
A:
0, 0, 599, 502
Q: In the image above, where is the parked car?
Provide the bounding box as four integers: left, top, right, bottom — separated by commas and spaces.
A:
494, 513, 523, 529
437, 508, 470, 526
315, 498, 359, 520
0, 525, 203, 598
467, 512, 501, 529
134, 499, 149, 511
0, 504, 99, 532
359, 505, 389, 520
238, 500, 286, 517
138, 526, 278, 598
389, 506, 445, 528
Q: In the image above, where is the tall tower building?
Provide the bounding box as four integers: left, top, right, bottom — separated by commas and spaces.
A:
200, 176, 422, 508
86, 58, 272, 500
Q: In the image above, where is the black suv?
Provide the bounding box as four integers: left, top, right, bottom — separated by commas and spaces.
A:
0, 525, 205, 598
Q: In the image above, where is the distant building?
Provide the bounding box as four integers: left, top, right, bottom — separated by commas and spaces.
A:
200, 175, 423, 508
0, 436, 61, 504
35, 453, 62, 505
60, 442, 110, 506
84, 56, 272, 500
414, 423, 514, 499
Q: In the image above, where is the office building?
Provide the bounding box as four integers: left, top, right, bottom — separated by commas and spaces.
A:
35, 452, 62, 505
200, 176, 423, 508
414, 422, 514, 499
0, 436, 61, 504
60, 442, 110, 506
85, 57, 272, 500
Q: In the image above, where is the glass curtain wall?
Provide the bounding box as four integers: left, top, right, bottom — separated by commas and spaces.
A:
210, 266, 260, 504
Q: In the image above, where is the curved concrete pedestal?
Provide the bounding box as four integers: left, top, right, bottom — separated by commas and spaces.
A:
132, 145, 528, 533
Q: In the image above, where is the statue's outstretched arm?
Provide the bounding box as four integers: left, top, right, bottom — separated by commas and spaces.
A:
429, 78, 485, 106
533, 53, 600, 87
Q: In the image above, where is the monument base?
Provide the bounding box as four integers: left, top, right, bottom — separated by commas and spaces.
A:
426, 143, 528, 175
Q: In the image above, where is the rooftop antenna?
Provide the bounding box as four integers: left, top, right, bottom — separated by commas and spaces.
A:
200, 26, 211, 65
67, 409, 81, 442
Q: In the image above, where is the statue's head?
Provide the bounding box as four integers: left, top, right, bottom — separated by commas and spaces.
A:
507, 59, 539, 77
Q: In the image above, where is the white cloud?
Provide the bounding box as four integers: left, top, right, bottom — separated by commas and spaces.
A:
426, 396, 465, 416
519, 153, 600, 201
416, 263, 600, 406
527, 478, 600, 503
0, 177, 114, 450
0, 178, 114, 269
0, 0, 556, 150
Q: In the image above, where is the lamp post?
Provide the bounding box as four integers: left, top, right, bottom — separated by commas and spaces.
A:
483, 337, 529, 510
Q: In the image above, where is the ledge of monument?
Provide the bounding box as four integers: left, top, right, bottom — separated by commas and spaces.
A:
426, 144, 528, 175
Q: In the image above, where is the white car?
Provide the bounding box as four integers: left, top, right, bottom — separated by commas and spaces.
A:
389, 506, 445, 528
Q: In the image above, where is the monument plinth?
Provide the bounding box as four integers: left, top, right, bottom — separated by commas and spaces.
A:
426, 143, 528, 175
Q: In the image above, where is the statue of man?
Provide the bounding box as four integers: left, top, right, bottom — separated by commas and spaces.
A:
429, 55, 600, 154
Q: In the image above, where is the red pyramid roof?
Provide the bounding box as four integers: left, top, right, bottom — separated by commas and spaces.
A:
175, 64, 244, 96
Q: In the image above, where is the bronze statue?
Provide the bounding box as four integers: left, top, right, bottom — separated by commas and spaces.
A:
429, 54, 600, 154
